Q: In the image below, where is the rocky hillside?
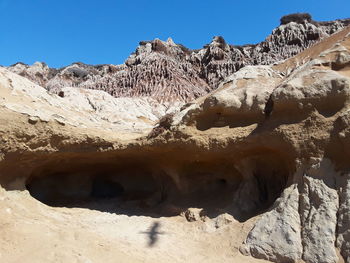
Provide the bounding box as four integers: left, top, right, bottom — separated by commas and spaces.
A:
0, 11, 350, 263
7, 13, 350, 102
0, 18, 350, 263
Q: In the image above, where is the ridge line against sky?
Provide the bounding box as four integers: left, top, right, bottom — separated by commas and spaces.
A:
0, 0, 349, 68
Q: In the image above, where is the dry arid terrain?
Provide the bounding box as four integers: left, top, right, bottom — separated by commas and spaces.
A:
1, 14, 350, 263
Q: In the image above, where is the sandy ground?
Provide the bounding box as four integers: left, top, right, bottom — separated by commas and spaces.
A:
0, 187, 271, 263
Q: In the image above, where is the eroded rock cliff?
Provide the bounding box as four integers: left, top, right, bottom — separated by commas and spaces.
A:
1, 14, 350, 263
6, 14, 350, 102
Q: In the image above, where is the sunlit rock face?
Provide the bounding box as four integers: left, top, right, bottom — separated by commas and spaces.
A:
7, 14, 350, 103
1, 12, 350, 263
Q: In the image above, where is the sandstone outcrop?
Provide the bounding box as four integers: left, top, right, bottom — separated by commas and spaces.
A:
240, 184, 302, 262
172, 26, 350, 263
0, 67, 183, 135
1, 14, 350, 263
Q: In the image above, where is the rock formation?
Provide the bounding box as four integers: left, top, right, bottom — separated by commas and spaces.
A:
6, 14, 350, 102
1, 13, 350, 263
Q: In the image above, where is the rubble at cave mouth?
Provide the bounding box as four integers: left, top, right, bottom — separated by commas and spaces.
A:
24, 151, 292, 220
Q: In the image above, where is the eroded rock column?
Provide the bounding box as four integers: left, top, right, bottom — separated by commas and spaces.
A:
241, 184, 302, 263
242, 159, 341, 263
300, 175, 338, 263
337, 174, 350, 263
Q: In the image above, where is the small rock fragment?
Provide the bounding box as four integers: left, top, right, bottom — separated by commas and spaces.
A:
28, 116, 39, 124
182, 208, 206, 222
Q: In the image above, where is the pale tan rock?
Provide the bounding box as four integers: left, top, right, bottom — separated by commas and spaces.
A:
242, 184, 302, 263
179, 65, 282, 129
213, 213, 235, 228
300, 160, 339, 263
336, 174, 350, 263
0, 67, 182, 135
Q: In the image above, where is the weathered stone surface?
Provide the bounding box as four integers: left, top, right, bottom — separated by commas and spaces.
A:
6, 15, 350, 103
172, 30, 350, 262
182, 208, 205, 222
336, 174, 350, 263
241, 184, 302, 263
300, 172, 338, 263
176, 65, 281, 130
270, 68, 350, 117
241, 159, 340, 263
1, 13, 350, 263
213, 213, 235, 228
334, 51, 350, 69
0, 67, 181, 135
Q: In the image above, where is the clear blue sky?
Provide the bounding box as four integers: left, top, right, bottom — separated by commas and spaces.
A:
0, 0, 349, 68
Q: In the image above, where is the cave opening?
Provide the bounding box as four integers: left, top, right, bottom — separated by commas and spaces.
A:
91, 177, 125, 199
24, 152, 292, 221
25, 160, 162, 213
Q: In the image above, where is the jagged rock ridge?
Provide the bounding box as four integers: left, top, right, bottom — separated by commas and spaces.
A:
9, 14, 350, 102
6, 13, 350, 102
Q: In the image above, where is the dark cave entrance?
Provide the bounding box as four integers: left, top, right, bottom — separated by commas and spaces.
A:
91, 177, 125, 199
24, 152, 292, 221
25, 161, 162, 212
